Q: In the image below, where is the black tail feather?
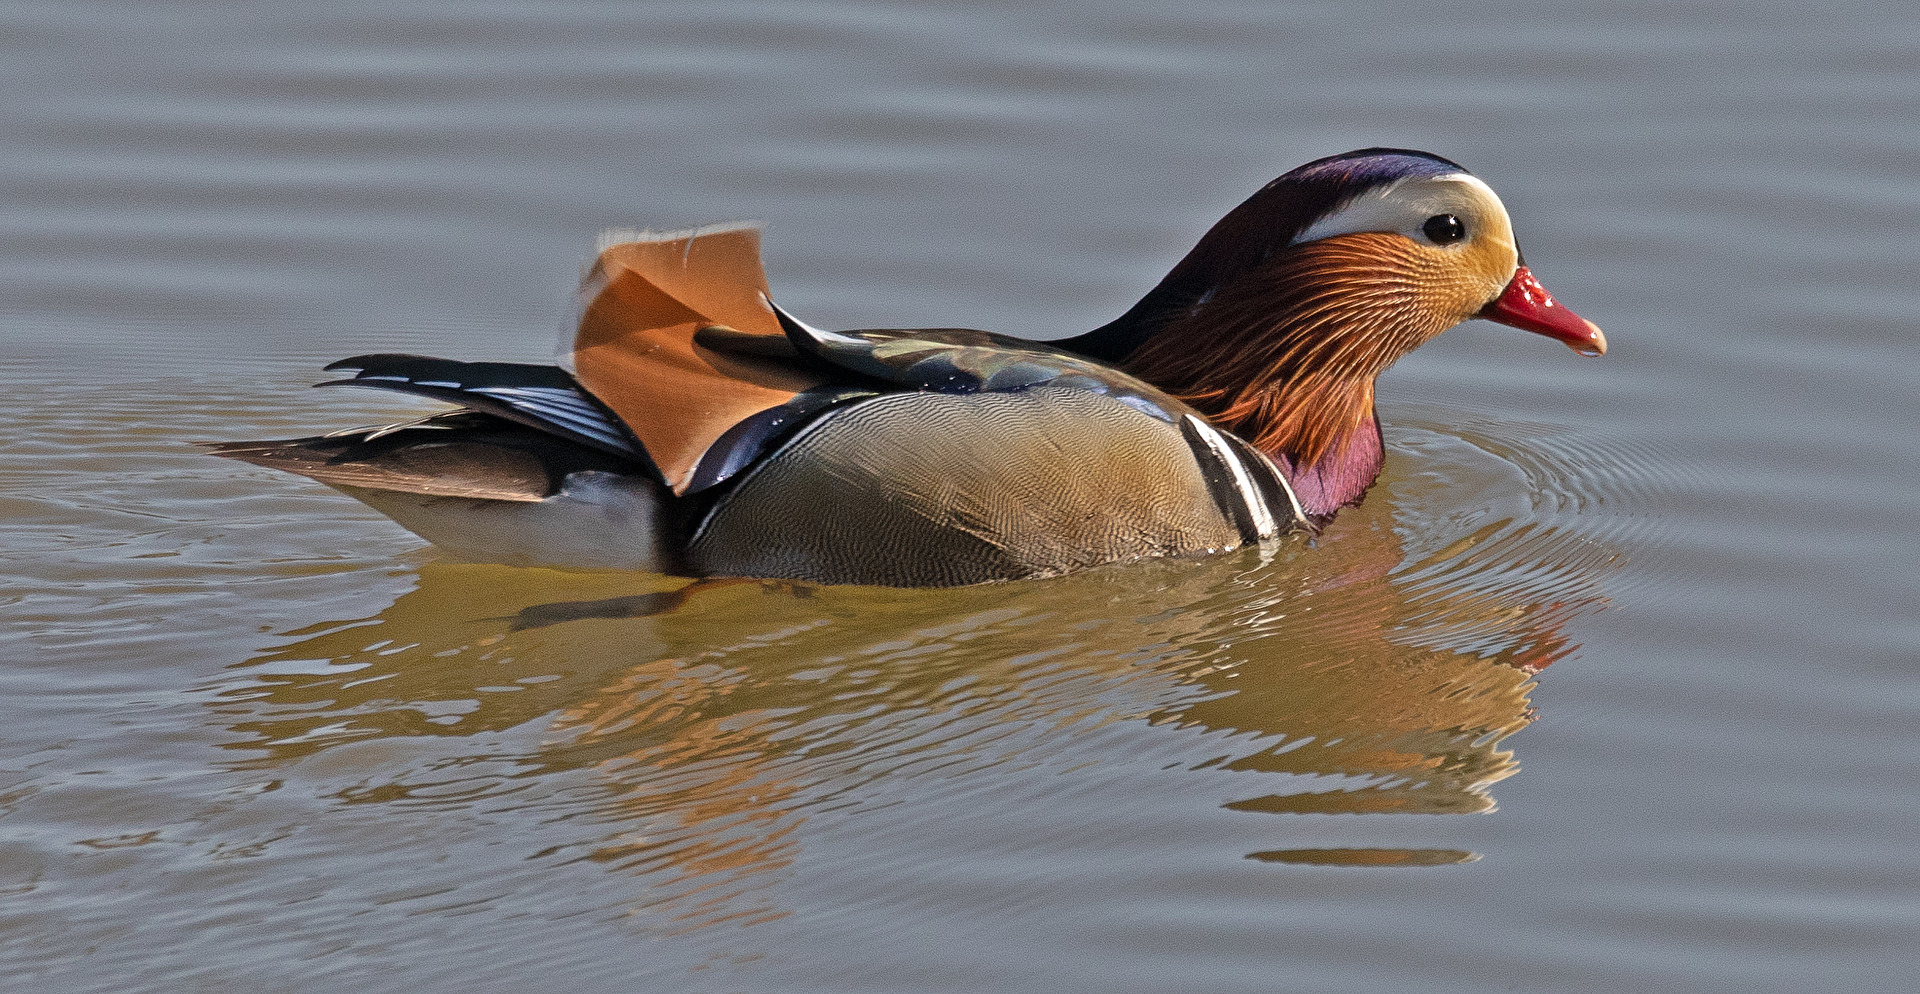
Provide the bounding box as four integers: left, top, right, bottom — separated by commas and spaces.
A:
319, 354, 648, 466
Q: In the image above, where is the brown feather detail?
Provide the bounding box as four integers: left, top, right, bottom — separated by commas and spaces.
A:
570, 227, 827, 494
204, 420, 636, 503
1124, 232, 1490, 469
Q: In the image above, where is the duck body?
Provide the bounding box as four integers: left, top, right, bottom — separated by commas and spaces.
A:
216, 318, 1302, 585
213, 149, 1604, 586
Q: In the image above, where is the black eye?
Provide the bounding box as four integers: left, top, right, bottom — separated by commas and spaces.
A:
1423, 213, 1466, 244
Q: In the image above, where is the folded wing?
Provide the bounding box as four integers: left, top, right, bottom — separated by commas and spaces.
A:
568, 225, 826, 494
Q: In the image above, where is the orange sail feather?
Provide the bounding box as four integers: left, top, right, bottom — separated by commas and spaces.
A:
568, 225, 824, 493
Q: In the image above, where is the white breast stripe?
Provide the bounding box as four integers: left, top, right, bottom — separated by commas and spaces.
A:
1183, 414, 1276, 539
1252, 445, 1306, 525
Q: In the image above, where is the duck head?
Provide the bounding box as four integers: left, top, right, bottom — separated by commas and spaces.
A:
1065, 148, 1604, 519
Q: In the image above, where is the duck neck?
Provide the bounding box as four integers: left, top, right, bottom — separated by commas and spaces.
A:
1162, 361, 1387, 519
1071, 233, 1443, 519
1268, 410, 1385, 520
1139, 348, 1391, 519
1075, 235, 1459, 521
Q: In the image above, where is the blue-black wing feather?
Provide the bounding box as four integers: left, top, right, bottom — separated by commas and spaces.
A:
318, 354, 646, 463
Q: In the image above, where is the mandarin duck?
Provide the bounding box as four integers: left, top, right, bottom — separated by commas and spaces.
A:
212, 148, 1604, 586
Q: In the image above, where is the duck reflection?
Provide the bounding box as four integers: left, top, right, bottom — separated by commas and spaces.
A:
212, 446, 1614, 928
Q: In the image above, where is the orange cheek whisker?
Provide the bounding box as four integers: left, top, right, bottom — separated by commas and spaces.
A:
1122, 232, 1465, 469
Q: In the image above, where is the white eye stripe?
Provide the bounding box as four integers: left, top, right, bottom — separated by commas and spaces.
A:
1291, 172, 1509, 248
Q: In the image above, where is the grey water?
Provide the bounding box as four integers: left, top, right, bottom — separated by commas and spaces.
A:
2, 1, 1917, 991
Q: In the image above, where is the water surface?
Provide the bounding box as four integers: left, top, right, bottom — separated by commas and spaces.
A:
3, 2, 1917, 991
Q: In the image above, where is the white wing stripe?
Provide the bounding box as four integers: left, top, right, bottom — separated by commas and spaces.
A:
464, 386, 633, 450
